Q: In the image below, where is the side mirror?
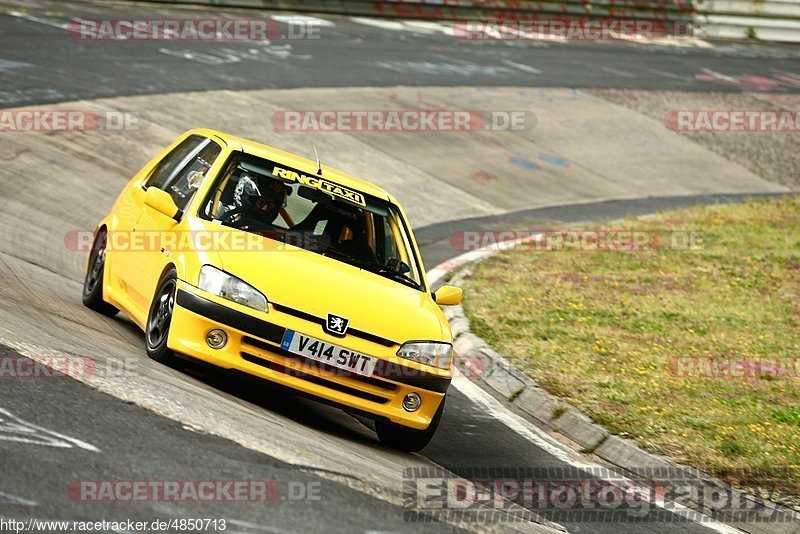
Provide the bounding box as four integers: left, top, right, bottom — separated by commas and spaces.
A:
433, 285, 462, 306
144, 187, 180, 222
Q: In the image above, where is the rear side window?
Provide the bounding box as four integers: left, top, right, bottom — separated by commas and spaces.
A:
167, 140, 222, 210
144, 135, 205, 190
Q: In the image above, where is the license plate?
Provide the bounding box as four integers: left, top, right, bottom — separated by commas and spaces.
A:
280, 330, 377, 377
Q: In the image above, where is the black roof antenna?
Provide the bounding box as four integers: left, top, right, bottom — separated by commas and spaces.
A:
313, 143, 322, 176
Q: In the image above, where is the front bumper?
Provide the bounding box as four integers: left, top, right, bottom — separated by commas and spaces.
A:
168, 281, 450, 430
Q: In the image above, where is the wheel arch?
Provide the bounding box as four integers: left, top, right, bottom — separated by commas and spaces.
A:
157, 263, 178, 285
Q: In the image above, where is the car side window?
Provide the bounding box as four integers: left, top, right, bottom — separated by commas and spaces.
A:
167, 140, 222, 211
144, 135, 206, 191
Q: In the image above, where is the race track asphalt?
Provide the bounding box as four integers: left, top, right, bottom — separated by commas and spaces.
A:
1, 1, 797, 532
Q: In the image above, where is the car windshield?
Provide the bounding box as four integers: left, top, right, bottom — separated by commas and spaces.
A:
199, 153, 424, 290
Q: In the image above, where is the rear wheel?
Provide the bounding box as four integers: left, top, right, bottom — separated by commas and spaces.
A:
376, 396, 445, 452
82, 229, 119, 317
146, 269, 178, 364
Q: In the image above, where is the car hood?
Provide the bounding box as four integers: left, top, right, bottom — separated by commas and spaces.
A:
210, 226, 446, 344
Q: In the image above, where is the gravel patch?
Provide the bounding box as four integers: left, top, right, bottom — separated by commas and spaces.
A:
588, 89, 800, 190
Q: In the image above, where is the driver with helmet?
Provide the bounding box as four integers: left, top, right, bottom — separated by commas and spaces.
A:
225, 172, 289, 226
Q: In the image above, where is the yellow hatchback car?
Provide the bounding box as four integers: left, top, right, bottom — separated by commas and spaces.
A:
83, 128, 462, 451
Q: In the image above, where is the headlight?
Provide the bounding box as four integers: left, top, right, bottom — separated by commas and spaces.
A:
397, 342, 453, 370
198, 265, 268, 312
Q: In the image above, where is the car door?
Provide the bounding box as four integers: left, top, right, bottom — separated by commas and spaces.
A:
125, 136, 221, 313
111, 135, 207, 308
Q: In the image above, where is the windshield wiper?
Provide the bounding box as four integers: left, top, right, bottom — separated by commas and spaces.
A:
369, 264, 420, 289
320, 249, 420, 290
320, 247, 358, 263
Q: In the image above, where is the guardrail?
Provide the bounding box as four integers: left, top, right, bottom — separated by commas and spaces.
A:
95, 0, 800, 42
695, 0, 800, 41
123, 0, 696, 20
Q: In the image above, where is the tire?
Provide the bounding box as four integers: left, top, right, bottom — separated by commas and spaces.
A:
82, 229, 119, 317
146, 269, 178, 364
376, 395, 446, 452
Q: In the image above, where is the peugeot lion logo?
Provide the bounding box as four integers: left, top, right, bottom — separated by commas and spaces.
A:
325, 313, 349, 336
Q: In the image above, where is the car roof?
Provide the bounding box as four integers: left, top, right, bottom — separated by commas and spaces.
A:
195, 128, 392, 202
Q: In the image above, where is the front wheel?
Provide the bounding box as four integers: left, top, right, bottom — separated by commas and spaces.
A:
146, 269, 178, 365
82, 229, 119, 317
375, 396, 446, 452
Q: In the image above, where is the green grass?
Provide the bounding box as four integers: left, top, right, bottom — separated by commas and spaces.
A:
461, 197, 800, 496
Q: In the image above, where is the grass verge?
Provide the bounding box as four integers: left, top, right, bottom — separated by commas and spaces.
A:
461, 197, 800, 497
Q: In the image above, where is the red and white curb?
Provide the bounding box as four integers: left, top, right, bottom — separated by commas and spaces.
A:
427, 233, 542, 287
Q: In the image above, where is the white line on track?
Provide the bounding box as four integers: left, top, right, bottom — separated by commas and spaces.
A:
503, 59, 542, 74
0, 491, 37, 506
0, 59, 31, 72
350, 17, 406, 31
7, 11, 68, 30
402, 20, 454, 35
701, 68, 738, 83
350, 17, 455, 36
270, 14, 335, 27
645, 37, 713, 48
0, 408, 100, 452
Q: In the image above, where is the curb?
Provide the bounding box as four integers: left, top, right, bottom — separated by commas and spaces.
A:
434, 256, 800, 533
